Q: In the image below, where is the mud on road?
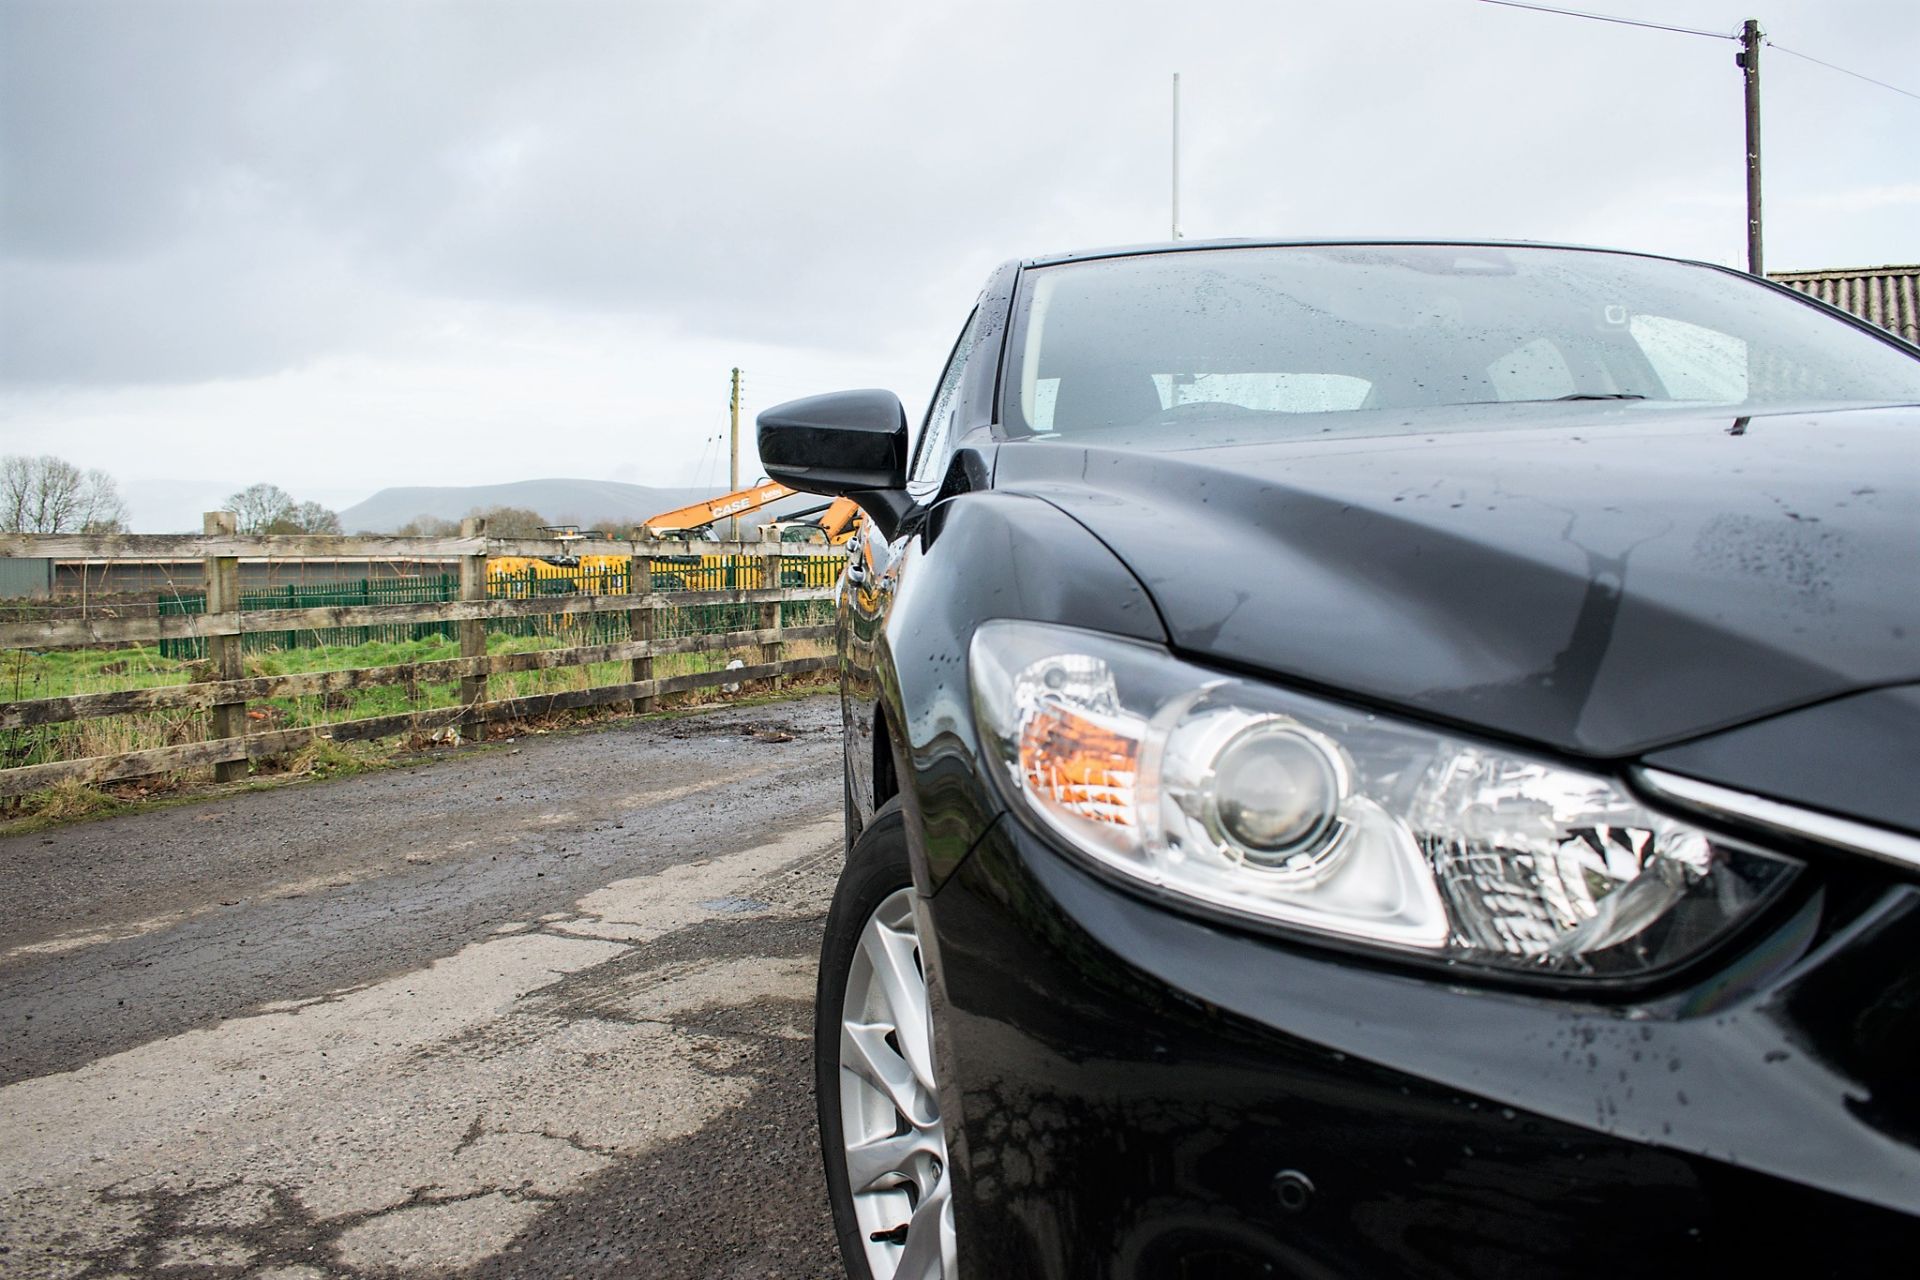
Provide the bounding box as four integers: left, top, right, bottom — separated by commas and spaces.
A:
0, 695, 849, 1279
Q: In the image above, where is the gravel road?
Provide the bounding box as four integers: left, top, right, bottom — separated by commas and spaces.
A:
0, 694, 848, 1279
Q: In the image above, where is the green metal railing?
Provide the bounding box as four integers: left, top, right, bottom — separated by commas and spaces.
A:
158, 576, 458, 658
156, 555, 844, 659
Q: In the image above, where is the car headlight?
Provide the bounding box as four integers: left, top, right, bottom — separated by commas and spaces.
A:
969, 621, 1800, 978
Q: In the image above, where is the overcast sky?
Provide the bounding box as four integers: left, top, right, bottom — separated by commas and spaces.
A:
2, 0, 1915, 530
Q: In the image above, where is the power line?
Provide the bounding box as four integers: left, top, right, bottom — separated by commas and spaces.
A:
1474, 0, 1733, 41
1477, 2, 1920, 105
1767, 41, 1920, 104
1475, 1, 1763, 270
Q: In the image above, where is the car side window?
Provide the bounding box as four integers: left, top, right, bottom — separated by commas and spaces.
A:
908, 308, 982, 502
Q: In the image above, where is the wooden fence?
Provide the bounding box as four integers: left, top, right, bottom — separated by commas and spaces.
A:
0, 516, 843, 800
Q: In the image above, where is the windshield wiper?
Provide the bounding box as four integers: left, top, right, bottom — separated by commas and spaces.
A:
1444, 393, 1657, 407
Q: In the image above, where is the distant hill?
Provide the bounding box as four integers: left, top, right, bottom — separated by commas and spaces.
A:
340, 478, 819, 533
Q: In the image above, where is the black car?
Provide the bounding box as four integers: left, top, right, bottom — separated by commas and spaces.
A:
757, 241, 1920, 1280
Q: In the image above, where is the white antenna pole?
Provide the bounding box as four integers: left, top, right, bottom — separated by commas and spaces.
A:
1170, 72, 1182, 240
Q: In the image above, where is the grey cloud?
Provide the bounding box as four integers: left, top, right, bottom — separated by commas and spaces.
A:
3, 0, 1916, 394
0, 1, 1278, 386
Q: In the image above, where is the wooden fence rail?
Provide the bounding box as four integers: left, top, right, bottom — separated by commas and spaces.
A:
0, 586, 833, 650
0, 517, 843, 799
0, 532, 788, 560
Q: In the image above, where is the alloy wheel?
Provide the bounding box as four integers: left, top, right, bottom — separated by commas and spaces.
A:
837, 887, 956, 1280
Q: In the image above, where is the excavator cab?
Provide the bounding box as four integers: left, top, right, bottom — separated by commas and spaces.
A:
536, 524, 602, 568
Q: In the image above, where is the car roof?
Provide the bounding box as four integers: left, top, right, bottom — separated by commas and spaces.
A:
1018, 237, 1708, 271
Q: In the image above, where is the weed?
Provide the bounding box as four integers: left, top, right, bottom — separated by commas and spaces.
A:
271, 737, 379, 781
22, 779, 125, 823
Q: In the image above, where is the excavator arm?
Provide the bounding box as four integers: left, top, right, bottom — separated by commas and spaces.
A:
815, 496, 863, 546
641, 481, 795, 535
641, 481, 865, 545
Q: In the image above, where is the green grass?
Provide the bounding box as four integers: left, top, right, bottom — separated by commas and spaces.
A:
0, 674, 837, 837
0, 626, 829, 778
0, 584, 838, 830
0, 642, 199, 700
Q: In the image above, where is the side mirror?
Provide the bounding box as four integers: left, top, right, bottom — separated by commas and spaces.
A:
757, 389, 914, 540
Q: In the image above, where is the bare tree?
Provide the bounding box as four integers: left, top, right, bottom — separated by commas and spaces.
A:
1, 454, 128, 533
225, 483, 297, 534
464, 505, 549, 537
223, 484, 342, 534
287, 501, 343, 535
394, 514, 459, 536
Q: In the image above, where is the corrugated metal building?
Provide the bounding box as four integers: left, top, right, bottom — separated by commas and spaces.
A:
1770, 265, 1919, 346
0, 557, 54, 600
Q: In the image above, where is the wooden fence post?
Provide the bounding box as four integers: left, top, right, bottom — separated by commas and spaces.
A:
761, 527, 784, 692
628, 530, 655, 714
0, 527, 843, 798
203, 511, 247, 783
458, 517, 488, 742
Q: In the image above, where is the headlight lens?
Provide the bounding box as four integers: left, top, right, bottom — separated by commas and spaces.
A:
970, 621, 1799, 977
1210, 724, 1345, 860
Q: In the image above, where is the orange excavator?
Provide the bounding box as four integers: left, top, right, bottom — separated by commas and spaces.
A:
641, 481, 862, 545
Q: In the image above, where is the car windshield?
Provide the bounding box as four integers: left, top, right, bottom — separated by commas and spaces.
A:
1005, 245, 1920, 444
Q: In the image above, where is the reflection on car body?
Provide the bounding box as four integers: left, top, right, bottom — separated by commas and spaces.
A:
761, 241, 1920, 1280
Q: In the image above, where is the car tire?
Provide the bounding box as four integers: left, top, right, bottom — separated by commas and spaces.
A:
815, 798, 956, 1280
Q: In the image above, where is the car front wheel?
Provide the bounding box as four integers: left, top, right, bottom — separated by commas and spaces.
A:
815, 799, 956, 1280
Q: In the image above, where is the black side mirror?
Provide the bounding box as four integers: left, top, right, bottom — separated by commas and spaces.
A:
757, 389, 914, 540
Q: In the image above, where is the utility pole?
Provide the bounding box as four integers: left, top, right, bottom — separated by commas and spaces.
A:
728, 367, 742, 542
1738, 19, 1764, 275
1480, 3, 1771, 275
1170, 72, 1181, 241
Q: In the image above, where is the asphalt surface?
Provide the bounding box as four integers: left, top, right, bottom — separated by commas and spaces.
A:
0, 694, 848, 1279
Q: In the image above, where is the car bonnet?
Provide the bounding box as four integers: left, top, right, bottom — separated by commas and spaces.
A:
989, 404, 1920, 759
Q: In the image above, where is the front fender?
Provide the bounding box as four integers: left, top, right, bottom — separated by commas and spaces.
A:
873, 491, 1167, 894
